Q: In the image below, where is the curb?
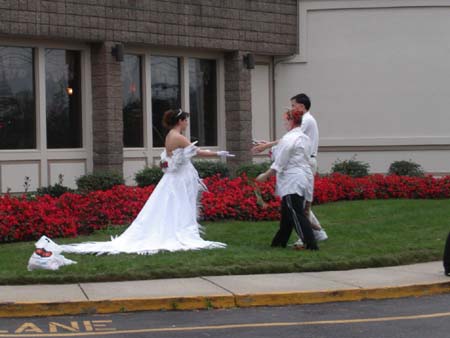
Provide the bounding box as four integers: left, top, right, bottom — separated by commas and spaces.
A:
235, 281, 450, 307
1, 281, 449, 318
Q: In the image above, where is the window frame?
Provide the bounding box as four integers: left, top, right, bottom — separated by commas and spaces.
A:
44, 48, 83, 149
0, 45, 36, 150
122, 47, 225, 166
0, 39, 92, 187
122, 53, 145, 149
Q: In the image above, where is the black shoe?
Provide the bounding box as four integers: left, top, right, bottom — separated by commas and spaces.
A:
306, 242, 319, 251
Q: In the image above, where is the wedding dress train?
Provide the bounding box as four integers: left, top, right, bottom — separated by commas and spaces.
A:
59, 143, 226, 255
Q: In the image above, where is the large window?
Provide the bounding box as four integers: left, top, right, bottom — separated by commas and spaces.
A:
45, 49, 82, 149
151, 56, 181, 147
122, 54, 143, 148
0, 46, 36, 149
189, 58, 217, 146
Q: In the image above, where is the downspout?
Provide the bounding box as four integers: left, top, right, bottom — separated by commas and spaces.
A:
271, 0, 301, 140
271, 56, 299, 141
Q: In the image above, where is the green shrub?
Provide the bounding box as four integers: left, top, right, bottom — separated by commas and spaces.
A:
236, 162, 271, 179
135, 166, 164, 187
331, 158, 370, 178
388, 160, 424, 177
135, 161, 230, 187
76, 171, 124, 192
36, 184, 74, 197
193, 160, 230, 179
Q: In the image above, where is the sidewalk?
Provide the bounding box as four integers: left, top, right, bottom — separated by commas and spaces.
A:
1, 261, 449, 318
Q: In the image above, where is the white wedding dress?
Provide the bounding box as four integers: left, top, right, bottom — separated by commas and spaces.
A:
59, 143, 226, 255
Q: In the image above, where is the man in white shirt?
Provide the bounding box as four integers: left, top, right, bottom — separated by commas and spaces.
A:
252, 93, 328, 246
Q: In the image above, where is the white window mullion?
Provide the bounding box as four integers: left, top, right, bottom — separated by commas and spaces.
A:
36, 47, 48, 187
181, 56, 190, 141
217, 57, 226, 150
144, 52, 153, 163
82, 48, 93, 173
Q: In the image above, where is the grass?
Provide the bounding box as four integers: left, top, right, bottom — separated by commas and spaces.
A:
0, 199, 449, 285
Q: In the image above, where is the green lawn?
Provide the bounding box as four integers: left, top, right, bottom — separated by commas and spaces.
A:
1, 199, 449, 285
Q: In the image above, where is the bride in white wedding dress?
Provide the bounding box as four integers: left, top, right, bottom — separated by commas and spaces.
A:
59, 109, 232, 255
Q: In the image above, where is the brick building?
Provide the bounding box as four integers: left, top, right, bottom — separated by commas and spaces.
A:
0, 0, 297, 192
2, 0, 449, 193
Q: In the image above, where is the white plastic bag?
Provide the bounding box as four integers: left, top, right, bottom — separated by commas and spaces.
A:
27, 236, 77, 271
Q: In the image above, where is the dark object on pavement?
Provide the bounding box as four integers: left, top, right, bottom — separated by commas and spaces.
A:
444, 232, 450, 276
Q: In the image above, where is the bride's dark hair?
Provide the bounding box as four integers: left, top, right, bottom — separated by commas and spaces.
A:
162, 109, 190, 129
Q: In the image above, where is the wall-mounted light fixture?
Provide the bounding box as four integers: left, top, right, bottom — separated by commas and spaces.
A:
243, 53, 255, 70
111, 43, 124, 62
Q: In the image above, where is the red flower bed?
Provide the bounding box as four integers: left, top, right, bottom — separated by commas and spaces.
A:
0, 185, 155, 243
201, 175, 280, 221
0, 194, 79, 242
0, 174, 449, 243
313, 174, 450, 203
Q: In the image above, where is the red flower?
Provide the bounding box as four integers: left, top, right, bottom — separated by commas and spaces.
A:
1, 174, 449, 243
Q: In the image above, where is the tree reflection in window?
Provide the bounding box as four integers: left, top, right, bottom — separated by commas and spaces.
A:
0, 46, 36, 149
45, 49, 82, 149
151, 56, 181, 147
122, 54, 143, 148
189, 58, 217, 146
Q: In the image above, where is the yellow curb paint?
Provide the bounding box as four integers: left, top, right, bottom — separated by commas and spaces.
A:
0, 295, 236, 318
235, 282, 450, 307
1, 282, 449, 318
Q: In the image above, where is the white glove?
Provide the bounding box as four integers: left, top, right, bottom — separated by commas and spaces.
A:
216, 150, 235, 158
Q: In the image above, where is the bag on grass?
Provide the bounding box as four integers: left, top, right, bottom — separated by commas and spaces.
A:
27, 235, 77, 271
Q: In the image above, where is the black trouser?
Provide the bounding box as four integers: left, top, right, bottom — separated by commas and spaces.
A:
271, 194, 318, 250
444, 232, 450, 276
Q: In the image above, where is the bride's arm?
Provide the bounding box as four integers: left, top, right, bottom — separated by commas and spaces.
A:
197, 149, 220, 157
171, 134, 233, 157
197, 148, 235, 158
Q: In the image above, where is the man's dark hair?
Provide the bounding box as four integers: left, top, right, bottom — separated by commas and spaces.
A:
290, 93, 311, 111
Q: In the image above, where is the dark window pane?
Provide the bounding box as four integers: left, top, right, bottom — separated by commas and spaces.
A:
46, 49, 82, 148
122, 54, 143, 148
189, 58, 217, 146
151, 56, 180, 147
0, 46, 36, 149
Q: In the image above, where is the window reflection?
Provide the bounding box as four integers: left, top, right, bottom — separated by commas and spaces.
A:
122, 54, 143, 148
0, 46, 36, 149
45, 49, 82, 149
151, 56, 180, 147
189, 59, 217, 146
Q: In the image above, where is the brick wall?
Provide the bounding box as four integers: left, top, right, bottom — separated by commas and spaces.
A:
91, 42, 124, 174
224, 51, 252, 173
0, 0, 297, 55
1, 0, 297, 173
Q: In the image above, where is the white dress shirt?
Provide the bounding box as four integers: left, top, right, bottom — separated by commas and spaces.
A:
301, 112, 319, 157
270, 127, 314, 202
